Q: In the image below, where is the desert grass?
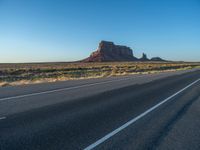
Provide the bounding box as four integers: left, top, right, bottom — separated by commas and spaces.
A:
0, 61, 199, 87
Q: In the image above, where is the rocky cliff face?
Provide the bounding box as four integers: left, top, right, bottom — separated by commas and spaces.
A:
82, 41, 165, 62
83, 41, 137, 62
139, 53, 149, 61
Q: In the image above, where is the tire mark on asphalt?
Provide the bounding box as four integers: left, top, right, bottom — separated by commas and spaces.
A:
150, 94, 200, 149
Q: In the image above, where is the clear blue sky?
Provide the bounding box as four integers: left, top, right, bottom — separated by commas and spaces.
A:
0, 0, 200, 63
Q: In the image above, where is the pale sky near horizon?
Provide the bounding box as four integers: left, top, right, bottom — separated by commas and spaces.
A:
0, 0, 200, 63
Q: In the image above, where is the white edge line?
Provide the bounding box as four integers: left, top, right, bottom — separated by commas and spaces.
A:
0, 76, 144, 102
84, 78, 200, 150
0, 116, 6, 120
0, 69, 198, 102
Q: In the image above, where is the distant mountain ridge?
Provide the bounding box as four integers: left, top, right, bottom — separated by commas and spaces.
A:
83, 41, 165, 62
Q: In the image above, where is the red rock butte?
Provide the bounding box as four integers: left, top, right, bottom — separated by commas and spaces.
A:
83, 41, 165, 62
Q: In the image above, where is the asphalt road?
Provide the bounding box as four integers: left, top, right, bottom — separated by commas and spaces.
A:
0, 69, 200, 150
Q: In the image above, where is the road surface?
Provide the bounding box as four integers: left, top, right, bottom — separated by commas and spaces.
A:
0, 69, 200, 150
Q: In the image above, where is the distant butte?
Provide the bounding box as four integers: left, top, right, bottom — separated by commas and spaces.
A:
82, 41, 165, 62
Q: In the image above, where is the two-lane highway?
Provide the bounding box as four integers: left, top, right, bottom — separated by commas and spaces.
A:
0, 69, 200, 150
0, 69, 198, 116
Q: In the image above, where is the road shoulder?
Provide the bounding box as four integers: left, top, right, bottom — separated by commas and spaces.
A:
157, 96, 200, 150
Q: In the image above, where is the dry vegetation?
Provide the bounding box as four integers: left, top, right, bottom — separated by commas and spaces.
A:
0, 61, 199, 87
